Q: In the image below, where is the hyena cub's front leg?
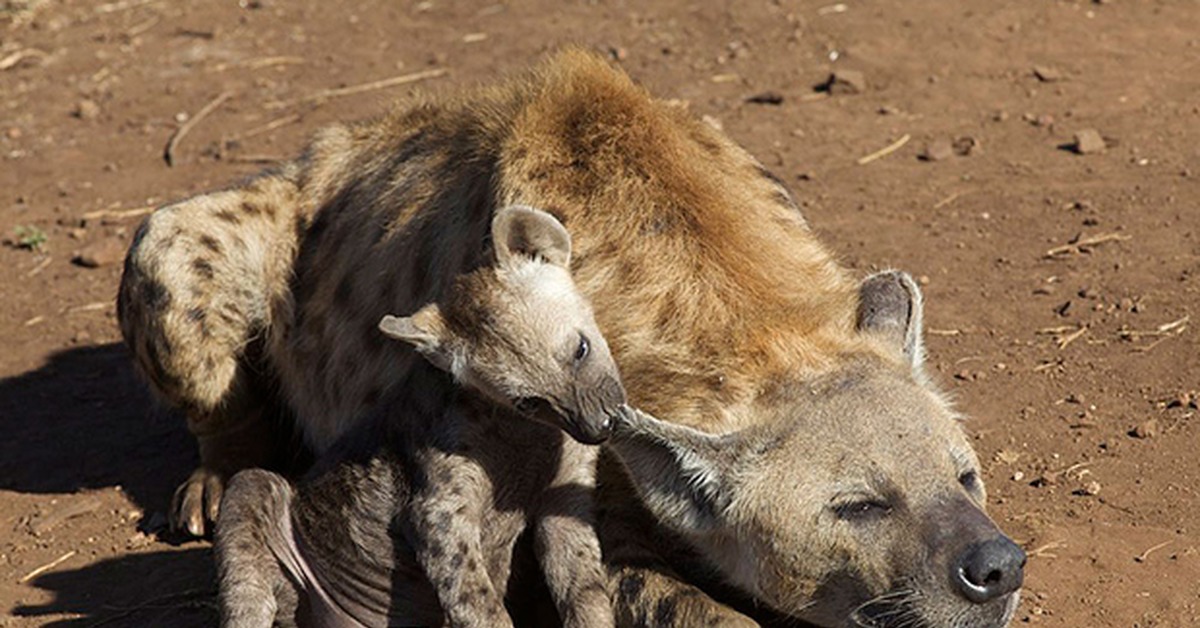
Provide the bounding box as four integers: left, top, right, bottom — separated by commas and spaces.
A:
215, 469, 301, 628
118, 169, 305, 536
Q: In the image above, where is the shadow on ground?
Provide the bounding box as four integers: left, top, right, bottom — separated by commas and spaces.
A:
0, 342, 195, 512
13, 547, 216, 627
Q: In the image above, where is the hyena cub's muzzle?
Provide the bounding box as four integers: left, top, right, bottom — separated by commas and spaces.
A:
516, 375, 627, 445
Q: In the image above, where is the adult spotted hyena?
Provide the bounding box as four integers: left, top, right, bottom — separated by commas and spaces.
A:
119, 50, 1023, 627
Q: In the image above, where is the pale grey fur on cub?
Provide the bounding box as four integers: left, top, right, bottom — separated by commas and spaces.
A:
215, 207, 624, 628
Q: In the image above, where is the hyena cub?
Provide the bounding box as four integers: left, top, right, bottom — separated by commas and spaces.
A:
216, 206, 623, 628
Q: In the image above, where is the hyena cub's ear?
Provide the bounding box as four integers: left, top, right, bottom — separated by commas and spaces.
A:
379, 305, 450, 367
857, 270, 925, 372
491, 205, 572, 269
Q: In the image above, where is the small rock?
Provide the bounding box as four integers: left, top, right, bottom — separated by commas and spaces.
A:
5, 127, 21, 140
1080, 480, 1102, 496
68, 227, 87, 240
991, 110, 1009, 122
72, 238, 125, 268
1130, 419, 1159, 439
920, 138, 955, 162
73, 99, 101, 121
1072, 129, 1107, 154
71, 330, 91, 344
745, 91, 784, 105
127, 531, 152, 549
1033, 65, 1063, 82
607, 46, 628, 61
1034, 113, 1055, 128
1011, 471, 1025, 482
953, 136, 982, 156
821, 69, 866, 95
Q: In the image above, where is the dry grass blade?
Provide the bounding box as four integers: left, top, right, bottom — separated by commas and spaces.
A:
857, 134, 911, 165
1056, 326, 1088, 350
1026, 540, 1066, 560
265, 68, 448, 110
164, 91, 233, 167
225, 113, 301, 142
1045, 232, 1131, 258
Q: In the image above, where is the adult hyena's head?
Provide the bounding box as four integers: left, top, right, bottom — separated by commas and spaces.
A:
380, 205, 626, 445
611, 272, 1024, 628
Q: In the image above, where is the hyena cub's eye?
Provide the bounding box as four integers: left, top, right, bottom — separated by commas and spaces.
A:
574, 334, 590, 364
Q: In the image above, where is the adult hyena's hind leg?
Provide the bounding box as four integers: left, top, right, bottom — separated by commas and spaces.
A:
216, 469, 301, 628
117, 168, 306, 537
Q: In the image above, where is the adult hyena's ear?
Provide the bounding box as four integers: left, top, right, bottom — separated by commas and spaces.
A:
608, 407, 744, 535
492, 205, 572, 269
857, 270, 925, 372
379, 306, 451, 369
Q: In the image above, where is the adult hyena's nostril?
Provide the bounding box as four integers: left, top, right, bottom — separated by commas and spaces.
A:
952, 536, 1026, 603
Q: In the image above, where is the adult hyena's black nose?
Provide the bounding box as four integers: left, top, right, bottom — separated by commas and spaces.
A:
952, 536, 1026, 603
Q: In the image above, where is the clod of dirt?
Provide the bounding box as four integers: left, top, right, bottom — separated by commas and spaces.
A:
72, 238, 125, 268
919, 138, 954, 162
1072, 129, 1107, 154
72, 99, 101, 121
1033, 65, 1064, 82
820, 69, 866, 95
1130, 419, 1160, 439
953, 136, 981, 156
745, 91, 784, 105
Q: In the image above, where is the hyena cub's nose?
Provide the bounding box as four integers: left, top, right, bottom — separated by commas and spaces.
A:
953, 536, 1026, 603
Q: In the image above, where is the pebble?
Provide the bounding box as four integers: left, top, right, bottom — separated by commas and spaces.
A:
68, 227, 87, 240
1130, 419, 1159, 439
1080, 480, 1102, 496
920, 138, 955, 162
1033, 65, 1063, 82
953, 136, 982, 156
822, 69, 866, 95
1073, 129, 1106, 154
73, 99, 101, 121
72, 238, 125, 268
5, 127, 21, 140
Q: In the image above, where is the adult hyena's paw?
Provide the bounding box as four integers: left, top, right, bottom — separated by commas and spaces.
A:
171, 466, 226, 538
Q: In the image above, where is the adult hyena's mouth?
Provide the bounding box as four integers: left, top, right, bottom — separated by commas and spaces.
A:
849, 588, 1020, 628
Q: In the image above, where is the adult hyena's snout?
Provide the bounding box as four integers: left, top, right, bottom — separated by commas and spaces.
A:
952, 534, 1025, 604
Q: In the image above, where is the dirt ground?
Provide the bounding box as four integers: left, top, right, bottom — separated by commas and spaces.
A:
1, 0, 1197, 626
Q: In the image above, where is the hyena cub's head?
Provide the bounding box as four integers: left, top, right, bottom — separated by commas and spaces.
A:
380, 206, 626, 445
612, 272, 1024, 628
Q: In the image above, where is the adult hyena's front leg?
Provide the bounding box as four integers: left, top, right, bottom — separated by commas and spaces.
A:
611, 566, 757, 628
118, 169, 305, 536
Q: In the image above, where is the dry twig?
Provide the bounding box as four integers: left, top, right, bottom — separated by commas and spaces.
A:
265, 68, 448, 110
1044, 232, 1131, 258
856, 134, 911, 165
25, 255, 52, 278
18, 550, 77, 584
1026, 540, 1066, 560
225, 113, 301, 142
164, 91, 233, 167
1134, 540, 1172, 563
0, 48, 47, 71
81, 206, 155, 221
